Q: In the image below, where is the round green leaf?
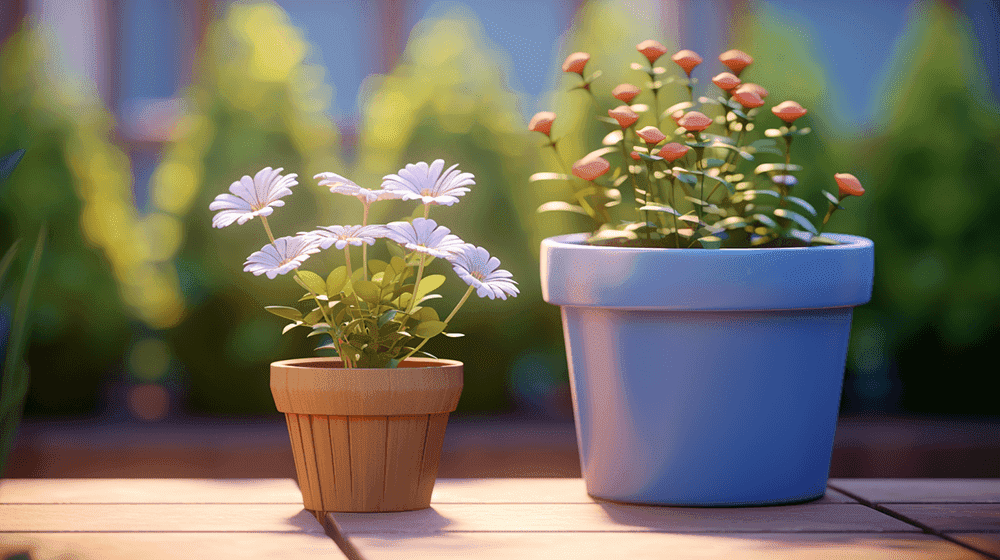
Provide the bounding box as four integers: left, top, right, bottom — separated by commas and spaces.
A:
326, 267, 348, 295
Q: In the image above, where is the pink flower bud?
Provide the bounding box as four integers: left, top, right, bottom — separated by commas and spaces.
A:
528, 111, 556, 136
671, 49, 702, 76
732, 89, 764, 109
712, 72, 741, 93
669, 109, 685, 125
636, 126, 666, 145
772, 101, 808, 124
734, 83, 769, 99
677, 111, 713, 132
637, 39, 668, 64
612, 83, 641, 104
562, 52, 590, 75
630, 151, 642, 161
657, 142, 690, 162
834, 173, 865, 197
572, 156, 611, 181
719, 49, 753, 76
608, 105, 640, 129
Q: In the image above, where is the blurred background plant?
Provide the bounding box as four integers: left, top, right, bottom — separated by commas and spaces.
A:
0, 0, 997, 423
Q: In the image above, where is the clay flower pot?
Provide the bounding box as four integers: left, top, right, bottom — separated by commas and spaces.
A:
271, 357, 463, 513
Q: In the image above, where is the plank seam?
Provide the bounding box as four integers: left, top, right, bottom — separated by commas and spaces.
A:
828, 482, 1000, 560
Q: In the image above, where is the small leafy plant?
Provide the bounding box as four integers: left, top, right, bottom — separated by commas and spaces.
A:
210, 160, 518, 368
530, 43, 865, 248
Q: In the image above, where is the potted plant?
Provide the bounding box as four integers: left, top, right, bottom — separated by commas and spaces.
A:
531, 44, 873, 506
210, 160, 517, 512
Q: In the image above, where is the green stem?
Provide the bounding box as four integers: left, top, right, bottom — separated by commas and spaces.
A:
362, 204, 369, 282
617, 131, 643, 235
667, 175, 680, 248
400, 285, 474, 363
550, 142, 601, 223
405, 252, 426, 316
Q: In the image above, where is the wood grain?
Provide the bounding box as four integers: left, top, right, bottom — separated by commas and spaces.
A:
0, 479, 302, 504
0, 504, 325, 532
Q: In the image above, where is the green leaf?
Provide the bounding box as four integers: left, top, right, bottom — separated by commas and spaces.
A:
367, 259, 388, 274
413, 321, 446, 338
282, 322, 303, 335
417, 306, 440, 323
441, 332, 465, 338
754, 163, 803, 175
353, 280, 381, 305
377, 309, 399, 327
0, 240, 19, 288
387, 242, 407, 259
696, 236, 722, 249
702, 174, 735, 194
785, 196, 817, 216
704, 158, 726, 168
810, 236, 841, 246
303, 307, 324, 325
602, 130, 624, 146
638, 203, 680, 216
265, 306, 303, 321
529, 172, 571, 182
716, 216, 748, 230
537, 201, 590, 216
326, 267, 348, 295
0, 149, 25, 182
764, 128, 784, 138
774, 208, 818, 235
307, 324, 331, 337
414, 274, 445, 301
753, 214, 779, 229
295, 270, 326, 296
822, 190, 845, 209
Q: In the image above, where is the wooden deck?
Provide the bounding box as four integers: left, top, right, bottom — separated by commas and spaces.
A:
1, 479, 998, 559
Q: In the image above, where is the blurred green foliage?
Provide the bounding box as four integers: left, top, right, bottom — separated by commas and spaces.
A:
0, 24, 133, 414
148, 2, 344, 413
846, 2, 1000, 414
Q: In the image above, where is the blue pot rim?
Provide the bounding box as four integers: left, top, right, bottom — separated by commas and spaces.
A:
540, 233, 874, 311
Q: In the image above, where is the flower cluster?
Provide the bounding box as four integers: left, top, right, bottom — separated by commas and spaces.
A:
210, 161, 517, 368
529, 42, 865, 248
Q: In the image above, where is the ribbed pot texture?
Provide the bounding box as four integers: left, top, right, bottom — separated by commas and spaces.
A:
270, 357, 463, 512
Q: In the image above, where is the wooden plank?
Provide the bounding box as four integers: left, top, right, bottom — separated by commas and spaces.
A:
343, 532, 983, 560
0, 504, 325, 533
880, 504, 1000, 532
948, 534, 1000, 557
330, 416, 352, 507
331, 503, 915, 534
285, 413, 312, 507
0, 532, 346, 559
0, 479, 302, 504
349, 416, 387, 511
830, 479, 1000, 503
295, 414, 324, 511
428, 479, 855, 504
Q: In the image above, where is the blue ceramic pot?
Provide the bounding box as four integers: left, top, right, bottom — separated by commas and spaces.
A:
540, 233, 874, 506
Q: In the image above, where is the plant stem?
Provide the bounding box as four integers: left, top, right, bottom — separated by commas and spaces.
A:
617, 131, 643, 236
362, 204, 369, 282
667, 175, 680, 248
550, 142, 600, 222
400, 285, 474, 363
405, 252, 426, 316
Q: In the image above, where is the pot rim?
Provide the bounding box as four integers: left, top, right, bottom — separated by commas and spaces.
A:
270, 356, 464, 371
540, 232, 874, 310
542, 232, 872, 253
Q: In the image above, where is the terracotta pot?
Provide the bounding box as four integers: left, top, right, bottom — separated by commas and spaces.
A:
270, 357, 463, 512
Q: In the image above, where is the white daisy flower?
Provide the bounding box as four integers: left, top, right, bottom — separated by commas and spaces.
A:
314, 172, 401, 205
243, 235, 321, 279
450, 244, 519, 300
304, 224, 390, 250
384, 217, 465, 258
210, 167, 298, 228
380, 159, 475, 206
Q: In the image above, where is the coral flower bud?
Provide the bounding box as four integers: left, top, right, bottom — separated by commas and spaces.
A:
671, 49, 702, 76
772, 100, 808, 124
669, 110, 686, 125
572, 155, 611, 181
528, 111, 556, 136
677, 111, 713, 132
630, 151, 642, 161
732, 89, 764, 109
636, 126, 667, 145
562, 52, 590, 75
712, 72, 741, 92
834, 173, 865, 197
608, 105, 640, 129
735, 83, 769, 99
637, 39, 669, 64
719, 49, 753, 76
657, 142, 690, 162
612, 83, 641, 104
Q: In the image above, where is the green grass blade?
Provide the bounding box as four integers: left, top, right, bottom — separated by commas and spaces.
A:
0, 241, 19, 288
